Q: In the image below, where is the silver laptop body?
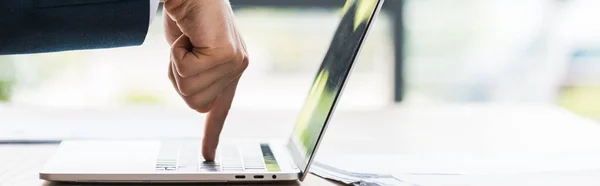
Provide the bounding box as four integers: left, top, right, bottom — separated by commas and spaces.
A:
40, 0, 384, 183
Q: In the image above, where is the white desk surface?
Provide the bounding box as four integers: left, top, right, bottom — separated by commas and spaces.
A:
2, 103, 600, 185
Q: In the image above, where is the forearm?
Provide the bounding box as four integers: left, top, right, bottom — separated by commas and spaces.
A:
0, 0, 154, 55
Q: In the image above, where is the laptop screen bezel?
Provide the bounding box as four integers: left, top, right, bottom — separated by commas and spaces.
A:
285, 0, 385, 181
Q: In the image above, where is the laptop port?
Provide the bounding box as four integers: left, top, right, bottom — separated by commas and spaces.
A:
235, 175, 245, 179
253, 175, 264, 179
272, 175, 277, 179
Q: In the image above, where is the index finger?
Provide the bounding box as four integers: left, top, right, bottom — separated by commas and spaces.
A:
202, 77, 240, 161
163, 9, 183, 46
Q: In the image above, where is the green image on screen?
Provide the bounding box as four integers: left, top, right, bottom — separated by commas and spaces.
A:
291, 0, 379, 160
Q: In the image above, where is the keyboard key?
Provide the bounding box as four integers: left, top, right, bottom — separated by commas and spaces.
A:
199, 162, 221, 170
177, 166, 198, 172
260, 143, 281, 172
155, 141, 282, 173
223, 166, 243, 170
245, 166, 265, 169
156, 165, 177, 168
156, 167, 177, 171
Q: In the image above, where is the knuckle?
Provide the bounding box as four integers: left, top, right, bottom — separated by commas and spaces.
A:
213, 44, 237, 62
196, 105, 212, 113
183, 99, 196, 110
171, 58, 195, 78
170, 46, 179, 60
168, 71, 174, 82
196, 108, 211, 114
231, 54, 249, 74
183, 98, 202, 110
170, 50, 188, 74
178, 68, 195, 78
239, 56, 249, 70
179, 88, 191, 97
178, 82, 194, 96
164, 0, 196, 22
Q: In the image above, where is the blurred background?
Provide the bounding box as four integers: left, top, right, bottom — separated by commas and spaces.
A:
0, 0, 599, 120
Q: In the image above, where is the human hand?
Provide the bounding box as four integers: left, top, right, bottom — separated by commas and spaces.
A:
162, 0, 249, 161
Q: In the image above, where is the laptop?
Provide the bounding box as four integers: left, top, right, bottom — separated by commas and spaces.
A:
40, 0, 384, 183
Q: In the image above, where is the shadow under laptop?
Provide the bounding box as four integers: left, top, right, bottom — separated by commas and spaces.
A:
43, 181, 302, 186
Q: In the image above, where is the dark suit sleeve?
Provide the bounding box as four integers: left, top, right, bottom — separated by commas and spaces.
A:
0, 0, 150, 55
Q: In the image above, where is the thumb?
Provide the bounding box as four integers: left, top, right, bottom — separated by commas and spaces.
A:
202, 77, 240, 161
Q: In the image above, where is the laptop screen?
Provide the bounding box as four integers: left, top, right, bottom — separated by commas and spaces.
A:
286, 0, 383, 180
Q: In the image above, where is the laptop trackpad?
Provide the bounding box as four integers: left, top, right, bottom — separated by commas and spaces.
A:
43, 140, 161, 173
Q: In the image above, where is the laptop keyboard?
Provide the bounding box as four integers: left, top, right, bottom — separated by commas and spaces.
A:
155, 141, 277, 172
